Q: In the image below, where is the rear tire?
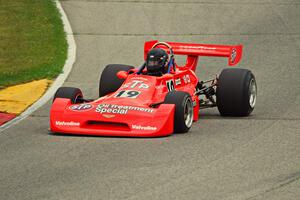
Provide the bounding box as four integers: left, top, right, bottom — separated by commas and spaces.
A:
99, 64, 134, 97
53, 87, 83, 104
216, 68, 257, 116
164, 91, 194, 133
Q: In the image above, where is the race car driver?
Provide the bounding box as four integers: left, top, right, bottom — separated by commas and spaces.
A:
146, 48, 169, 76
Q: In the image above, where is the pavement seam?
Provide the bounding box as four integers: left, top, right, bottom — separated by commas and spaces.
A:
245, 173, 300, 200
60, 0, 300, 5
72, 33, 300, 36
0, 0, 76, 132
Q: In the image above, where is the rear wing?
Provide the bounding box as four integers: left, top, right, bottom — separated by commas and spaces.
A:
144, 40, 243, 69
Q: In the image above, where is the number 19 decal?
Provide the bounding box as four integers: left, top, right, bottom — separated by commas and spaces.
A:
115, 90, 140, 98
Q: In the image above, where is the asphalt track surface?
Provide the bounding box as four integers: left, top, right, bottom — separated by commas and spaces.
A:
1, 0, 299, 199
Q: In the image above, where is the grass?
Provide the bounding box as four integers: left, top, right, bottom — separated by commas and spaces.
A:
0, 0, 67, 87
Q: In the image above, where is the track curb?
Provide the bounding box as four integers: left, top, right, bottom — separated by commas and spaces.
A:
0, 0, 76, 132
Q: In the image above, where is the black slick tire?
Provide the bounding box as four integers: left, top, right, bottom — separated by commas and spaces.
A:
216, 68, 257, 116
99, 64, 134, 97
164, 91, 194, 133
53, 87, 83, 104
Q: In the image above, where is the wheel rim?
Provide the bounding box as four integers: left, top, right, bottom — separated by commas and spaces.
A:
249, 78, 257, 108
184, 98, 193, 128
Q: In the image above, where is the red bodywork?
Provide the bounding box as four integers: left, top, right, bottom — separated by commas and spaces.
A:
50, 40, 242, 137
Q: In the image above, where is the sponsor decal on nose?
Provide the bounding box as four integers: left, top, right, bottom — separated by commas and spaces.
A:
55, 121, 80, 126
69, 104, 93, 111
95, 104, 154, 115
131, 125, 157, 131
102, 114, 115, 118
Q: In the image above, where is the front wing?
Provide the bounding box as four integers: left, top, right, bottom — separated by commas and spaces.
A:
50, 98, 175, 137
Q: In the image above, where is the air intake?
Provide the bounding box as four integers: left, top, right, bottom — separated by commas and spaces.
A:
86, 121, 130, 131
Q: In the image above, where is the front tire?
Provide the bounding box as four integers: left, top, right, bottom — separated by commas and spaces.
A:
164, 91, 194, 133
53, 87, 83, 104
99, 64, 134, 97
216, 68, 257, 116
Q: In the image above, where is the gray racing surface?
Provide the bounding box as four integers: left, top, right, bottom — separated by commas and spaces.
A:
1, 0, 299, 199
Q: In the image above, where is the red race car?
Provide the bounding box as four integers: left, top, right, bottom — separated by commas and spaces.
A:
50, 40, 257, 137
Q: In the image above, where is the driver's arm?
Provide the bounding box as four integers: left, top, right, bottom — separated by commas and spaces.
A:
136, 62, 146, 75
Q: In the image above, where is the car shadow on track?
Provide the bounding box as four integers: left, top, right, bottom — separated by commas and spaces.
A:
199, 110, 257, 120
48, 131, 170, 139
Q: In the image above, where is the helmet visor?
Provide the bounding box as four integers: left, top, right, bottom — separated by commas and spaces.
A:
147, 60, 161, 67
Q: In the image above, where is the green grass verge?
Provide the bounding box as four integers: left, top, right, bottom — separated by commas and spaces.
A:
0, 0, 67, 87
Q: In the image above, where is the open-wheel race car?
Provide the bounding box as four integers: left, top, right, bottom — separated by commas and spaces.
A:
50, 40, 257, 137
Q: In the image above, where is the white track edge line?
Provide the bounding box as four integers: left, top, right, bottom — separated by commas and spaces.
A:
0, 0, 76, 132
